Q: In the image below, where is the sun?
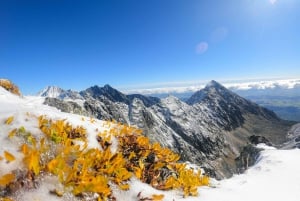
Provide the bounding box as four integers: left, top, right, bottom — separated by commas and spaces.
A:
269, 0, 277, 5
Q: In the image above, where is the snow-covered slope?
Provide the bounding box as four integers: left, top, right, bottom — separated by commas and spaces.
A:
1, 86, 209, 200
199, 144, 300, 201
1, 86, 300, 201
111, 145, 300, 201
0, 87, 105, 152
2, 84, 300, 201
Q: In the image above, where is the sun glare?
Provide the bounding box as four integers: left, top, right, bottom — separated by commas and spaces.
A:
269, 0, 277, 5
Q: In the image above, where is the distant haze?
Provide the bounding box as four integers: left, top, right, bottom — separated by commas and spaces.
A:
121, 78, 300, 96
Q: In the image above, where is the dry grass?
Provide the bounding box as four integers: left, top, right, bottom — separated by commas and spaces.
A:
0, 79, 21, 96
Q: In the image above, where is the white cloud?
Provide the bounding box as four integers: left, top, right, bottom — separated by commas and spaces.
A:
124, 85, 205, 95
196, 42, 208, 54
121, 78, 300, 95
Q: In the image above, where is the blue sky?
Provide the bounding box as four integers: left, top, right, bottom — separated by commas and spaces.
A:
1, 0, 300, 94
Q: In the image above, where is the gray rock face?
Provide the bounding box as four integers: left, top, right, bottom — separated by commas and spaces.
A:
281, 123, 300, 149
249, 135, 272, 146
235, 144, 263, 174
44, 97, 88, 116
40, 81, 293, 179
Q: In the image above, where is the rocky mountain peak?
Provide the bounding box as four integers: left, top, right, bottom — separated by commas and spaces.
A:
38, 86, 83, 100
163, 95, 180, 102
103, 84, 114, 90
186, 80, 230, 105
82, 85, 130, 104
206, 80, 223, 88
162, 95, 186, 107
186, 80, 280, 131
204, 80, 235, 98
38, 86, 65, 98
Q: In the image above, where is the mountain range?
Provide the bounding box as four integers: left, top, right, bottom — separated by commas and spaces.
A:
38, 81, 294, 179
129, 79, 300, 121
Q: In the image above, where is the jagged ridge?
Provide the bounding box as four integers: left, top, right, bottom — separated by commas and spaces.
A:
39, 81, 293, 179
